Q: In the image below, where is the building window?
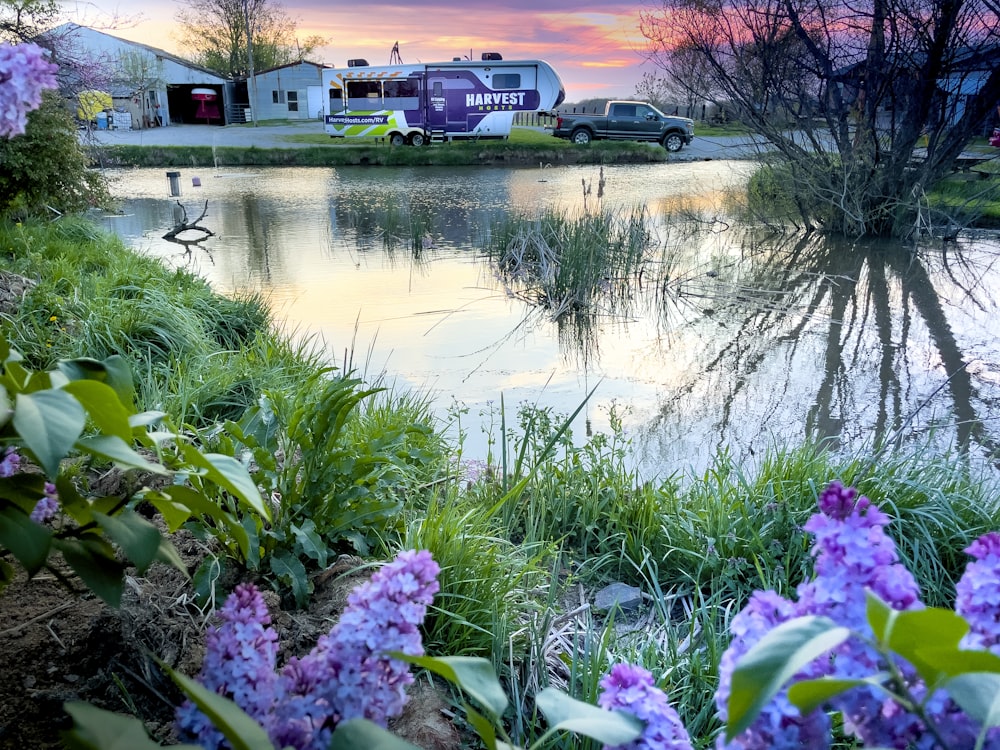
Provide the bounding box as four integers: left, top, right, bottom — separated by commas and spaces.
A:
287, 90, 298, 112
272, 90, 286, 104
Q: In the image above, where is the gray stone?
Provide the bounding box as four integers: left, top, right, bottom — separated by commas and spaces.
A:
593, 582, 644, 613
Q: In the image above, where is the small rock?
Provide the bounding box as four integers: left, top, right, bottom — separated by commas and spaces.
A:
593, 582, 644, 613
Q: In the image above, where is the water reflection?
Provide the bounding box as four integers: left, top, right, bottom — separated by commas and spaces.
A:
97, 164, 1000, 477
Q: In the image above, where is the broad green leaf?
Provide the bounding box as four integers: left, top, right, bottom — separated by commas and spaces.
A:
76, 435, 168, 474
291, 519, 329, 568
92, 510, 163, 574
726, 616, 850, 741
58, 354, 135, 408
14, 389, 85, 476
0, 505, 53, 574
866, 592, 969, 687
0, 383, 10, 428
916, 647, 1000, 677
0, 557, 14, 594
180, 446, 270, 522
144, 494, 194, 532
56, 537, 127, 607
62, 702, 201, 750
464, 704, 499, 750
166, 667, 275, 750
329, 718, 423, 750
270, 550, 309, 608
391, 654, 509, 718
129, 411, 168, 430
61, 380, 132, 442
193, 556, 225, 606
148, 486, 250, 559
789, 675, 887, 714
947, 672, 1000, 730
533, 687, 644, 747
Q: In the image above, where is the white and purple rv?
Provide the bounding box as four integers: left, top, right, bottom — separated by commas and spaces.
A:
322, 54, 565, 146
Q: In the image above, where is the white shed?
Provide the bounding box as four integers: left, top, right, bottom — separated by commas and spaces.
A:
46, 23, 232, 128
248, 61, 328, 122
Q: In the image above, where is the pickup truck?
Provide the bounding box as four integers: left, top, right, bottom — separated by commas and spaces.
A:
551, 101, 695, 152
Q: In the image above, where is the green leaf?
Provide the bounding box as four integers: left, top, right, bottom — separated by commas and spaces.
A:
726, 615, 850, 741
144, 493, 194, 533
165, 667, 275, 750
0, 557, 13, 594
62, 701, 202, 750
180, 446, 270, 522
788, 675, 887, 714
947, 672, 1000, 729
0, 505, 53, 573
291, 519, 329, 568
533, 687, 643, 747
270, 549, 309, 607
916, 647, 1000, 678
56, 537, 127, 607
149, 486, 250, 560
92, 510, 163, 574
464, 704, 499, 750
866, 592, 970, 687
58, 354, 135, 408
193, 556, 224, 607
61, 380, 133, 442
391, 654, 509, 718
13, 389, 85, 476
329, 718, 423, 750
76, 435, 168, 474
0, 383, 11, 429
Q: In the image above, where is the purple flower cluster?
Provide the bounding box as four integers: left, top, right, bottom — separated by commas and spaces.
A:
0, 42, 58, 138
175, 583, 280, 749
29, 481, 59, 523
0, 447, 21, 477
956, 532, 1000, 654
715, 480, 998, 749
598, 663, 693, 750
175, 550, 440, 750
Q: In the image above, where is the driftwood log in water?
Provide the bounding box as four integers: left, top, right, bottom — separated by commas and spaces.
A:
163, 200, 215, 241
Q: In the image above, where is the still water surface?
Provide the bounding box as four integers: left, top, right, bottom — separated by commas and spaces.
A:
99, 163, 1000, 477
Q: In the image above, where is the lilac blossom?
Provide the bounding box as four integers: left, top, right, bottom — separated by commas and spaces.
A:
175, 583, 280, 749
176, 550, 440, 750
0, 42, 58, 138
0, 447, 20, 477
598, 663, 693, 750
714, 590, 830, 750
270, 549, 440, 750
29, 481, 58, 523
956, 532, 1000, 654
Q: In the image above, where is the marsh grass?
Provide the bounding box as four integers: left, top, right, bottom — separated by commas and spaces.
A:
483, 205, 655, 319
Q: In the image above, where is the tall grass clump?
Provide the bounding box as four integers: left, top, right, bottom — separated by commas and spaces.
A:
0, 217, 317, 426
482, 204, 655, 319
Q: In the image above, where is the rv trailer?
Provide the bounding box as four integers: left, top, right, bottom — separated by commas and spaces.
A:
322, 54, 565, 145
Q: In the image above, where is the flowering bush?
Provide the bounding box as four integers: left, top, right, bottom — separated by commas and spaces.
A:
0, 41, 57, 138
599, 663, 693, 750
176, 550, 441, 750
718, 481, 1000, 749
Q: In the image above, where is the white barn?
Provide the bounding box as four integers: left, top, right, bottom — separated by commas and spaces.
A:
46, 23, 231, 128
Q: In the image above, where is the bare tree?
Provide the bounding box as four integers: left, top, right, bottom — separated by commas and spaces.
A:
641, 0, 1000, 237
173, 0, 325, 78
636, 46, 718, 118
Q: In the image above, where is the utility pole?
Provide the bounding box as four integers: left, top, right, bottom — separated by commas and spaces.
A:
243, 0, 258, 127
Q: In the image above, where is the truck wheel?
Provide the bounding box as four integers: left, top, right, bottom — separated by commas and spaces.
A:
409, 132, 426, 146
571, 129, 593, 145
390, 133, 406, 147
663, 133, 684, 152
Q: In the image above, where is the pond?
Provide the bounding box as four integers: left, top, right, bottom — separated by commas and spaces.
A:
98, 162, 1000, 478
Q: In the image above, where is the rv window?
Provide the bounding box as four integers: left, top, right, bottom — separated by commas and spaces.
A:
432, 81, 443, 97
329, 87, 344, 112
287, 90, 299, 112
492, 73, 521, 90
382, 78, 419, 109
346, 79, 382, 108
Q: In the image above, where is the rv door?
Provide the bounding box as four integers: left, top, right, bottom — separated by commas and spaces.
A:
427, 77, 448, 131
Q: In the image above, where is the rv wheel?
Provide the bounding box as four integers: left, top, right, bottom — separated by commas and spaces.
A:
409, 133, 426, 146
390, 133, 406, 147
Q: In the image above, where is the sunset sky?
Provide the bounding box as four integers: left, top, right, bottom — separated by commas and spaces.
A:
60, 0, 657, 102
